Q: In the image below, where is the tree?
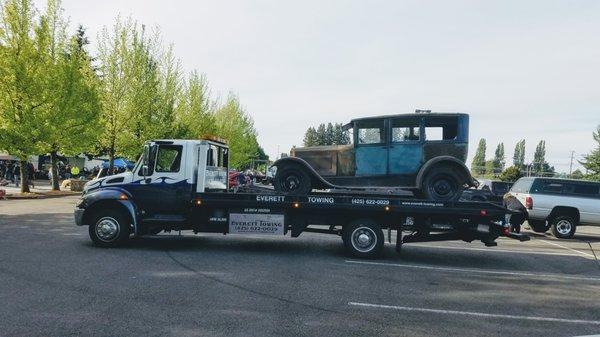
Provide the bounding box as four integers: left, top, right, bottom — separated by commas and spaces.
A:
570, 169, 584, 180
39, 0, 101, 190
580, 125, 600, 181
333, 123, 350, 145
471, 138, 486, 176
302, 127, 317, 147
315, 124, 327, 146
499, 166, 523, 182
0, 0, 52, 193
174, 70, 214, 139
214, 93, 259, 169
532, 140, 547, 175
325, 123, 334, 145
493, 143, 505, 174
513, 140, 525, 168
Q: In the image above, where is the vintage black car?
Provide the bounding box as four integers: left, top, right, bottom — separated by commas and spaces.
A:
461, 179, 514, 204
272, 112, 476, 201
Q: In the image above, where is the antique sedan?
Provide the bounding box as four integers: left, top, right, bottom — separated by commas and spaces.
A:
272, 112, 476, 201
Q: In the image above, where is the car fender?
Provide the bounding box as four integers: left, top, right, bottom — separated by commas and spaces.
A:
416, 156, 476, 189
272, 157, 336, 189
80, 187, 139, 235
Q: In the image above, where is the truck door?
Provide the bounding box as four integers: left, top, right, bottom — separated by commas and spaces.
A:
134, 143, 190, 214
388, 117, 423, 176
354, 119, 388, 176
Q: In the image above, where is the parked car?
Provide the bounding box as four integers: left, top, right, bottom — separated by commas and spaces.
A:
272, 112, 476, 201
504, 177, 600, 238
461, 179, 513, 204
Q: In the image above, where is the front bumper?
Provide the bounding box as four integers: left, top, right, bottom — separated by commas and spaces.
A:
74, 207, 85, 226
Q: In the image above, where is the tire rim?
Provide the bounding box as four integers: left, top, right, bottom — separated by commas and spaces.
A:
351, 226, 377, 253
95, 217, 120, 242
283, 174, 300, 191
429, 175, 457, 200
556, 220, 572, 235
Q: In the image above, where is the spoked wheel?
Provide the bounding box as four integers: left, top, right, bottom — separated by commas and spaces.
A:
422, 167, 462, 201
343, 219, 384, 258
274, 165, 312, 195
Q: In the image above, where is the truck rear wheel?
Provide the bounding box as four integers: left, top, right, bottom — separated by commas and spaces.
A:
550, 215, 577, 239
88, 209, 131, 247
273, 165, 312, 195
527, 220, 550, 233
421, 167, 462, 201
343, 219, 384, 258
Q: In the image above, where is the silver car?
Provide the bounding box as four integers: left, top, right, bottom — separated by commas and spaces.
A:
505, 177, 600, 238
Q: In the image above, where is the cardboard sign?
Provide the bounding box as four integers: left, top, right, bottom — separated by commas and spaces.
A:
229, 213, 284, 235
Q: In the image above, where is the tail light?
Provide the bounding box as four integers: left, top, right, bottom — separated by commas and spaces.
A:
525, 196, 533, 210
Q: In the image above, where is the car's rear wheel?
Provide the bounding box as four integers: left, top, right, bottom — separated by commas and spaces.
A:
421, 167, 462, 201
273, 165, 312, 195
550, 215, 577, 239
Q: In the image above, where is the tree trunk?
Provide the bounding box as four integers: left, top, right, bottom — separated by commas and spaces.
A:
50, 150, 60, 191
20, 160, 30, 193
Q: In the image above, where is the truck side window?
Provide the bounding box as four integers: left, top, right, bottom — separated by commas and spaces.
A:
155, 145, 182, 172
356, 120, 384, 144
391, 119, 420, 142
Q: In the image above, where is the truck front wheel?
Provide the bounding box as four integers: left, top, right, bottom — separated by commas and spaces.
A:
88, 209, 131, 247
343, 219, 384, 258
274, 165, 312, 195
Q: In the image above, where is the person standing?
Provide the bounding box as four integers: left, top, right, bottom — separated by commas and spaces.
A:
27, 162, 35, 188
12, 163, 20, 187
71, 165, 80, 179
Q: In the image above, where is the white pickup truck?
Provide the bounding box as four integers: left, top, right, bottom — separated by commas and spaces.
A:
505, 177, 600, 238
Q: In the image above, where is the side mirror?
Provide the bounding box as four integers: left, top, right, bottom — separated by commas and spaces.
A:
141, 164, 149, 177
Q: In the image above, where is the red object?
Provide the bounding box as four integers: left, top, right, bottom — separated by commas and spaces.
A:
480, 209, 487, 216
0, 189, 5, 197
525, 196, 533, 210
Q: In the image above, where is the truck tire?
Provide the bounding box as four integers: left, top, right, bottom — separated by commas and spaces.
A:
88, 209, 131, 247
274, 165, 312, 195
421, 166, 462, 201
342, 219, 384, 258
550, 215, 577, 239
527, 220, 550, 233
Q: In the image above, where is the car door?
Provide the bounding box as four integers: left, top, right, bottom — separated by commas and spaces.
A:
133, 143, 189, 214
388, 117, 423, 176
354, 119, 388, 176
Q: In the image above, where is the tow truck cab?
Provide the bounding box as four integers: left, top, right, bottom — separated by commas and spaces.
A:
75, 139, 229, 232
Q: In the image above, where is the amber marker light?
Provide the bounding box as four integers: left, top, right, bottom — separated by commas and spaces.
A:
195, 199, 202, 205
293, 202, 300, 208
384, 206, 390, 211
119, 193, 128, 200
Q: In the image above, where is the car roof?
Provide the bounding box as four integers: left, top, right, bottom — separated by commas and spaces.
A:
530, 177, 600, 185
349, 112, 468, 123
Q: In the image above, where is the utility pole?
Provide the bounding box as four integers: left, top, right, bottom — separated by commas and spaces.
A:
569, 150, 575, 177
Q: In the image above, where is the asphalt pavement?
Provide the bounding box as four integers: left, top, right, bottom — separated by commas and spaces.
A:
1, 196, 600, 337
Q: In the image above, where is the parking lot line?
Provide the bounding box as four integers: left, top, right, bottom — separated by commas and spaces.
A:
344, 260, 600, 282
348, 302, 600, 325
537, 239, 595, 258
406, 243, 591, 258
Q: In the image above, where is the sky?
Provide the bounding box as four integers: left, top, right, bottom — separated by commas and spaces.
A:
37, 0, 600, 172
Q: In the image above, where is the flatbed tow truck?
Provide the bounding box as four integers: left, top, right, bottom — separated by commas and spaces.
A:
75, 138, 529, 258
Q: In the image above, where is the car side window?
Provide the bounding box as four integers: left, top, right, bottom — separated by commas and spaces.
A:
155, 145, 182, 173
391, 119, 420, 142
541, 182, 563, 193
564, 183, 600, 196
356, 120, 384, 144
424, 117, 458, 141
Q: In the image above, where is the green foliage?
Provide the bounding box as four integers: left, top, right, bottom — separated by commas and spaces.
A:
471, 138, 486, 176
499, 166, 523, 182
513, 140, 525, 168
570, 169, 584, 180
214, 93, 259, 169
0, 0, 57, 192
174, 70, 215, 138
493, 143, 505, 172
303, 122, 350, 146
580, 125, 600, 181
